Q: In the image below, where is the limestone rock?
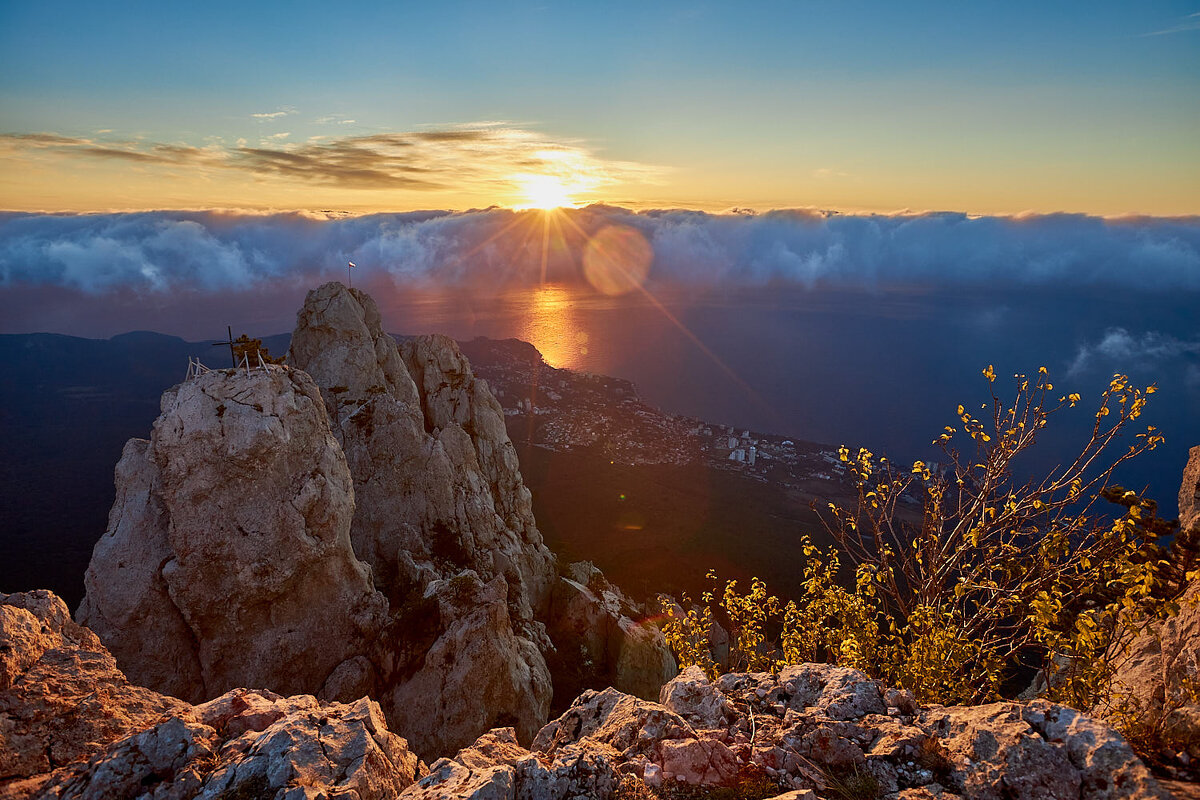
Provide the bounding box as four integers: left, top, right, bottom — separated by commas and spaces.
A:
8, 620, 1155, 800
288, 283, 555, 626
286, 279, 421, 412
714, 664, 887, 720
400, 727, 622, 800
284, 283, 561, 755
0, 590, 189, 795
1099, 444, 1200, 772
532, 687, 693, 760
39, 691, 421, 800
924, 700, 1168, 800
3, 591, 421, 800
1180, 445, 1200, 531
659, 665, 737, 729
76, 364, 387, 703
385, 573, 552, 759
546, 568, 676, 708
657, 737, 740, 785
74, 282, 571, 765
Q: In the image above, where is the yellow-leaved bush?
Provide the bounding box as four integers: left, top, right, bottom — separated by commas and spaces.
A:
660, 368, 1188, 722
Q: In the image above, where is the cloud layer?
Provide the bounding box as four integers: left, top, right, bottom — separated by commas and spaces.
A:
3, 207, 1199, 297
1069, 328, 1200, 378
0, 124, 660, 194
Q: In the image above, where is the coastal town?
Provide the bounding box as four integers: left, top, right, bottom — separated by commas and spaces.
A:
458, 337, 875, 502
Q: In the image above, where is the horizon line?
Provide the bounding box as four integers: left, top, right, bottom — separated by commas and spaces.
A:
3, 204, 1200, 223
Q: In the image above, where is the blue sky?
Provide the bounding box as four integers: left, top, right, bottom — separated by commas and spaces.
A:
1, 1, 1197, 213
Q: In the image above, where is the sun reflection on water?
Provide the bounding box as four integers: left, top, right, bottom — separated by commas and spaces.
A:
520, 284, 587, 369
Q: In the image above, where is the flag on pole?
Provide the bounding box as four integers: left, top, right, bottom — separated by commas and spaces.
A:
348, 261, 356, 268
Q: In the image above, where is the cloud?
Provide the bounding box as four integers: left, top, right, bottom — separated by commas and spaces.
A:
251, 107, 297, 120
1142, 12, 1200, 36
2, 208, 1199, 300
1068, 328, 1200, 376
0, 133, 225, 167
0, 125, 662, 194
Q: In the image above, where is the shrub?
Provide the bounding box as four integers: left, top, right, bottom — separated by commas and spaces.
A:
660, 367, 1188, 717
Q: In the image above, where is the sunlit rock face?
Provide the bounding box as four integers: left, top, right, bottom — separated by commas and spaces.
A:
406, 665, 1169, 800
1100, 444, 1200, 764
285, 282, 559, 754
288, 282, 555, 630
5, 592, 1169, 800
0, 589, 191, 794
3, 590, 422, 799
72, 283, 565, 760
76, 365, 386, 703
1181, 444, 1200, 531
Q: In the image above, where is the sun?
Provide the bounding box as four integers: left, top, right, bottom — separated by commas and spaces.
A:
514, 174, 575, 210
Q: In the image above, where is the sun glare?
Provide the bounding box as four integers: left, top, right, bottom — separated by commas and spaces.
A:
515, 174, 575, 210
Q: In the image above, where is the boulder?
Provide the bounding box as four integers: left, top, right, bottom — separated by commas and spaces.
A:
400, 727, 623, 800
923, 700, 1168, 800
1098, 444, 1200, 770
76, 364, 387, 703
659, 665, 737, 729
2, 591, 422, 800
40, 691, 422, 800
546, 568, 676, 708
0, 590, 189, 795
532, 687, 693, 760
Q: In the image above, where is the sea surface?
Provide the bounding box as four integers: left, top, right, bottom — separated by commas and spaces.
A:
367, 283, 1198, 516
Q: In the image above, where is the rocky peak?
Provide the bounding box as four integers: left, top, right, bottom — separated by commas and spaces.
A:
287, 280, 420, 410
72, 282, 674, 761
76, 365, 386, 703
288, 282, 554, 625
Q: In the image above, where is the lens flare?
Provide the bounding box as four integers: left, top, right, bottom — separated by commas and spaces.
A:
582, 224, 653, 296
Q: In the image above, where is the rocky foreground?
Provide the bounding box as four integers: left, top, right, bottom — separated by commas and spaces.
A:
0, 588, 1175, 799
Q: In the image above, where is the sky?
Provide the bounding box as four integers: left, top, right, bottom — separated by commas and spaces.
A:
1, 0, 1198, 215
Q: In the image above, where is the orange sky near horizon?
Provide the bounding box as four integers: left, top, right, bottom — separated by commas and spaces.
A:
3, 140, 1199, 219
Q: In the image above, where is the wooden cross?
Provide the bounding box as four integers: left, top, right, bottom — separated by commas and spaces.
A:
212, 325, 235, 367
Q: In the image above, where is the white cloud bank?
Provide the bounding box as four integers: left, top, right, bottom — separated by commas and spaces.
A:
1, 207, 1198, 295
